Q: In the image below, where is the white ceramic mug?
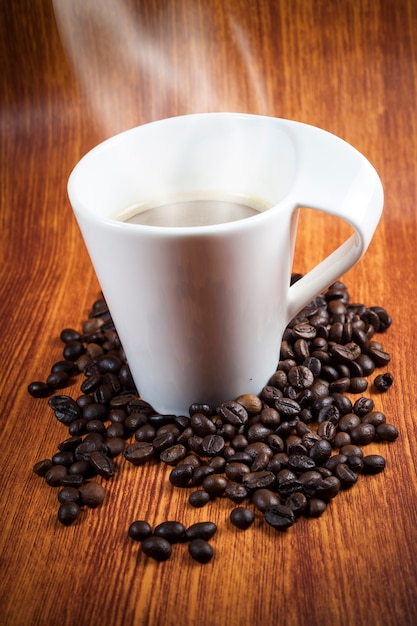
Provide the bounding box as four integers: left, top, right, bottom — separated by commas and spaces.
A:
68, 113, 383, 415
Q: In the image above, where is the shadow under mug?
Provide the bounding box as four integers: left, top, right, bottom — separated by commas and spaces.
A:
68, 113, 383, 415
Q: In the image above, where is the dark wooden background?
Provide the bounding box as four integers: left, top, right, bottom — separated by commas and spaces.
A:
1, 1, 416, 625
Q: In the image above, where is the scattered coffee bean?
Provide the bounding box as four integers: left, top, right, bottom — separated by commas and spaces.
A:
374, 372, 394, 392
188, 538, 214, 564
230, 507, 255, 529
363, 454, 386, 474
375, 423, 399, 442
154, 521, 186, 544
58, 487, 80, 504
141, 536, 172, 561
128, 520, 153, 542
184, 522, 217, 542
264, 504, 295, 531
57, 501, 81, 526
28, 381, 51, 398
79, 482, 106, 508
189, 490, 212, 508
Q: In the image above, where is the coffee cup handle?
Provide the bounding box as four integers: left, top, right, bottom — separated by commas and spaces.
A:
285, 122, 384, 322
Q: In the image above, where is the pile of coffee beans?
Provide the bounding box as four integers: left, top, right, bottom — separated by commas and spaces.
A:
30, 278, 398, 563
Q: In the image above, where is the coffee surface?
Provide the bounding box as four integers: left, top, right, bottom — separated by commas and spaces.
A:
116, 197, 264, 227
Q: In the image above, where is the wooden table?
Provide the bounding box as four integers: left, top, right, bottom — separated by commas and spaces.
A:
1, 1, 416, 625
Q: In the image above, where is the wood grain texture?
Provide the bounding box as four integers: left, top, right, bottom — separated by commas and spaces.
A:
1, 1, 417, 625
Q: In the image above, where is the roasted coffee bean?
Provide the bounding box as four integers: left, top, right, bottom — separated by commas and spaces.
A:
184, 522, 217, 542
106, 422, 125, 439
224, 482, 249, 503
63, 340, 85, 361
135, 423, 157, 442
308, 440, 332, 465
169, 464, 194, 487
60, 473, 84, 487
235, 394, 263, 414
68, 460, 93, 477
202, 475, 227, 496
268, 370, 288, 389
190, 413, 217, 437
363, 454, 386, 474
242, 470, 275, 491
128, 520, 153, 541
230, 507, 255, 530
45, 465, 67, 486
330, 342, 361, 363
287, 454, 316, 472
346, 455, 364, 473
94, 384, 114, 405
217, 401, 248, 426
75, 439, 107, 462
124, 442, 154, 465
353, 397, 375, 417
79, 482, 106, 508
329, 377, 351, 393
274, 397, 301, 418
264, 504, 295, 530
286, 491, 308, 515
200, 434, 225, 456
46, 370, 70, 389
106, 437, 125, 457
349, 423, 375, 445
373, 372, 394, 392
48, 395, 81, 424
340, 444, 363, 458
58, 487, 80, 504
189, 403, 214, 417
189, 490, 212, 508
307, 498, 327, 517
192, 465, 215, 485
154, 521, 186, 543
86, 419, 107, 435
28, 381, 51, 398
141, 536, 172, 561
349, 377, 368, 393
60, 328, 82, 343
367, 346, 391, 367
251, 488, 280, 512
375, 423, 399, 442
208, 456, 227, 473
82, 403, 107, 421
324, 454, 348, 473
287, 365, 314, 390
314, 476, 341, 501
334, 463, 358, 488
298, 470, 322, 495
188, 539, 214, 564
52, 450, 75, 467
33, 458, 53, 476
333, 431, 351, 448
317, 420, 336, 442
89, 451, 116, 479
160, 444, 187, 465
57, 436, 83, 451
292, 323, 317, 339
57, 501, 81, 526
338, 413, 361, 432
370, 306, 392, 331
225, 462, 251, 482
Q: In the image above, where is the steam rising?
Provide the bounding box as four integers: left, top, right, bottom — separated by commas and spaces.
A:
53, 0, 269, 137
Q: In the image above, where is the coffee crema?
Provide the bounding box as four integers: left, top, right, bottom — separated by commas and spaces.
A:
113, 195, 269, 227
